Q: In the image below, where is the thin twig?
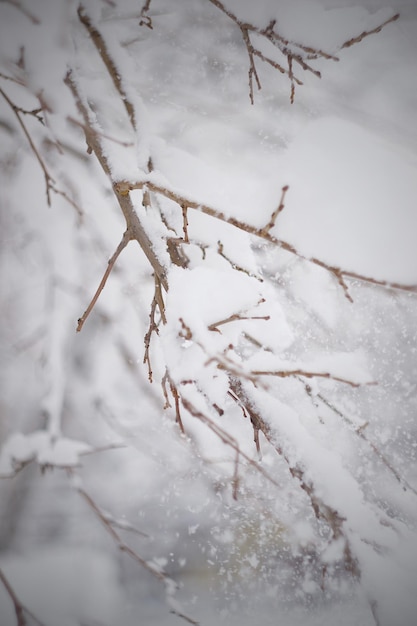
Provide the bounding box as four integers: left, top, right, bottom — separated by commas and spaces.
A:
182, 204, 189, 243
181, 396, 280, 489
0, 87, 54, 205
165, 373, 185, 433
217, 241, 263, 281
206, 0, 399, 103
77, 231, 131, 332
260, 185, 289, 235
139, 0, 153, 29
341, 13, 399, 49
251, 368, 374, 388
208, 313, 269, 332
77, 486, 165, 579
67, 116, 134, 147
76, 485, 199, 625
77, 5, 136, 128
302, 382, 417, 497
144, 285, 161, 382
240, 25, 261, 104
1, 0, 40, 24
0, 567, 45, 626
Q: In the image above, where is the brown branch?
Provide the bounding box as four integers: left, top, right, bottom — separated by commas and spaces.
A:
77, 5, 136, 128
206, 0, 398, 103
181, 395, 280, 491
65, 72, 168, 289
77, 484, 199, 624
260, 185, 289, 235
288, 56, 295, 103
217, 241, 263, 281
1, 0, 40, 24
240, 25, 262, 104
144, 279, 163, 382
341, 13, 399, 49
0, 567, 45, 626
77, 231, 131, 332
0, 71, 25, 85
182, 204, 189, 242
251, 368, 374, 388
164, 373, 185, 433
77, 486, 165, 579
0, 87, 54, 205
117, 179, 417, 298
232, 448, 240, 499
0, 87, 84, 217
139, 0, 153, 29
67, 115, 134, 147
209, 314, 270, 332
208, 310, 270, 333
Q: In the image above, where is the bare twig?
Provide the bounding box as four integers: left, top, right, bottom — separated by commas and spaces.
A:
77, 5, 136, 128
144, 282, 162, 382
67, 116, 134, 147
77, 485, 198, 625
260, 185, 289, 235
182, 204, 189, 243
0, 71, 25, 85
206, 0, 399, 103
77, 231, 131, 332
0, 87, 54, 205
341, 13, 399, 49
181, 396, 280, 489
139, 0, 153, 29
216, 241, 262, 281
208, 313, 269, 333
0, 87, 84, 217
240, 25, 262, 104
0, 0, 40, 24
251, 368, 375, 388
162, 371, 185, 433
77, 486, 165, 579
0, 567, 45, 626
232, 448, 240, 500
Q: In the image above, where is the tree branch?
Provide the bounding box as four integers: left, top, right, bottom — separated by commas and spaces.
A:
114, 179, 417, 299
0, 568, 45, 626
76, 231, 131, 332
64, 71, 168, 290
77, 5, 136, 128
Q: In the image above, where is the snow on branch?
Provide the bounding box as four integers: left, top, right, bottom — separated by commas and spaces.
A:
114, 178, 417, 299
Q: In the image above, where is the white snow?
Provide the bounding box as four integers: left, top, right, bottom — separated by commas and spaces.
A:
1, 1, 417, 626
